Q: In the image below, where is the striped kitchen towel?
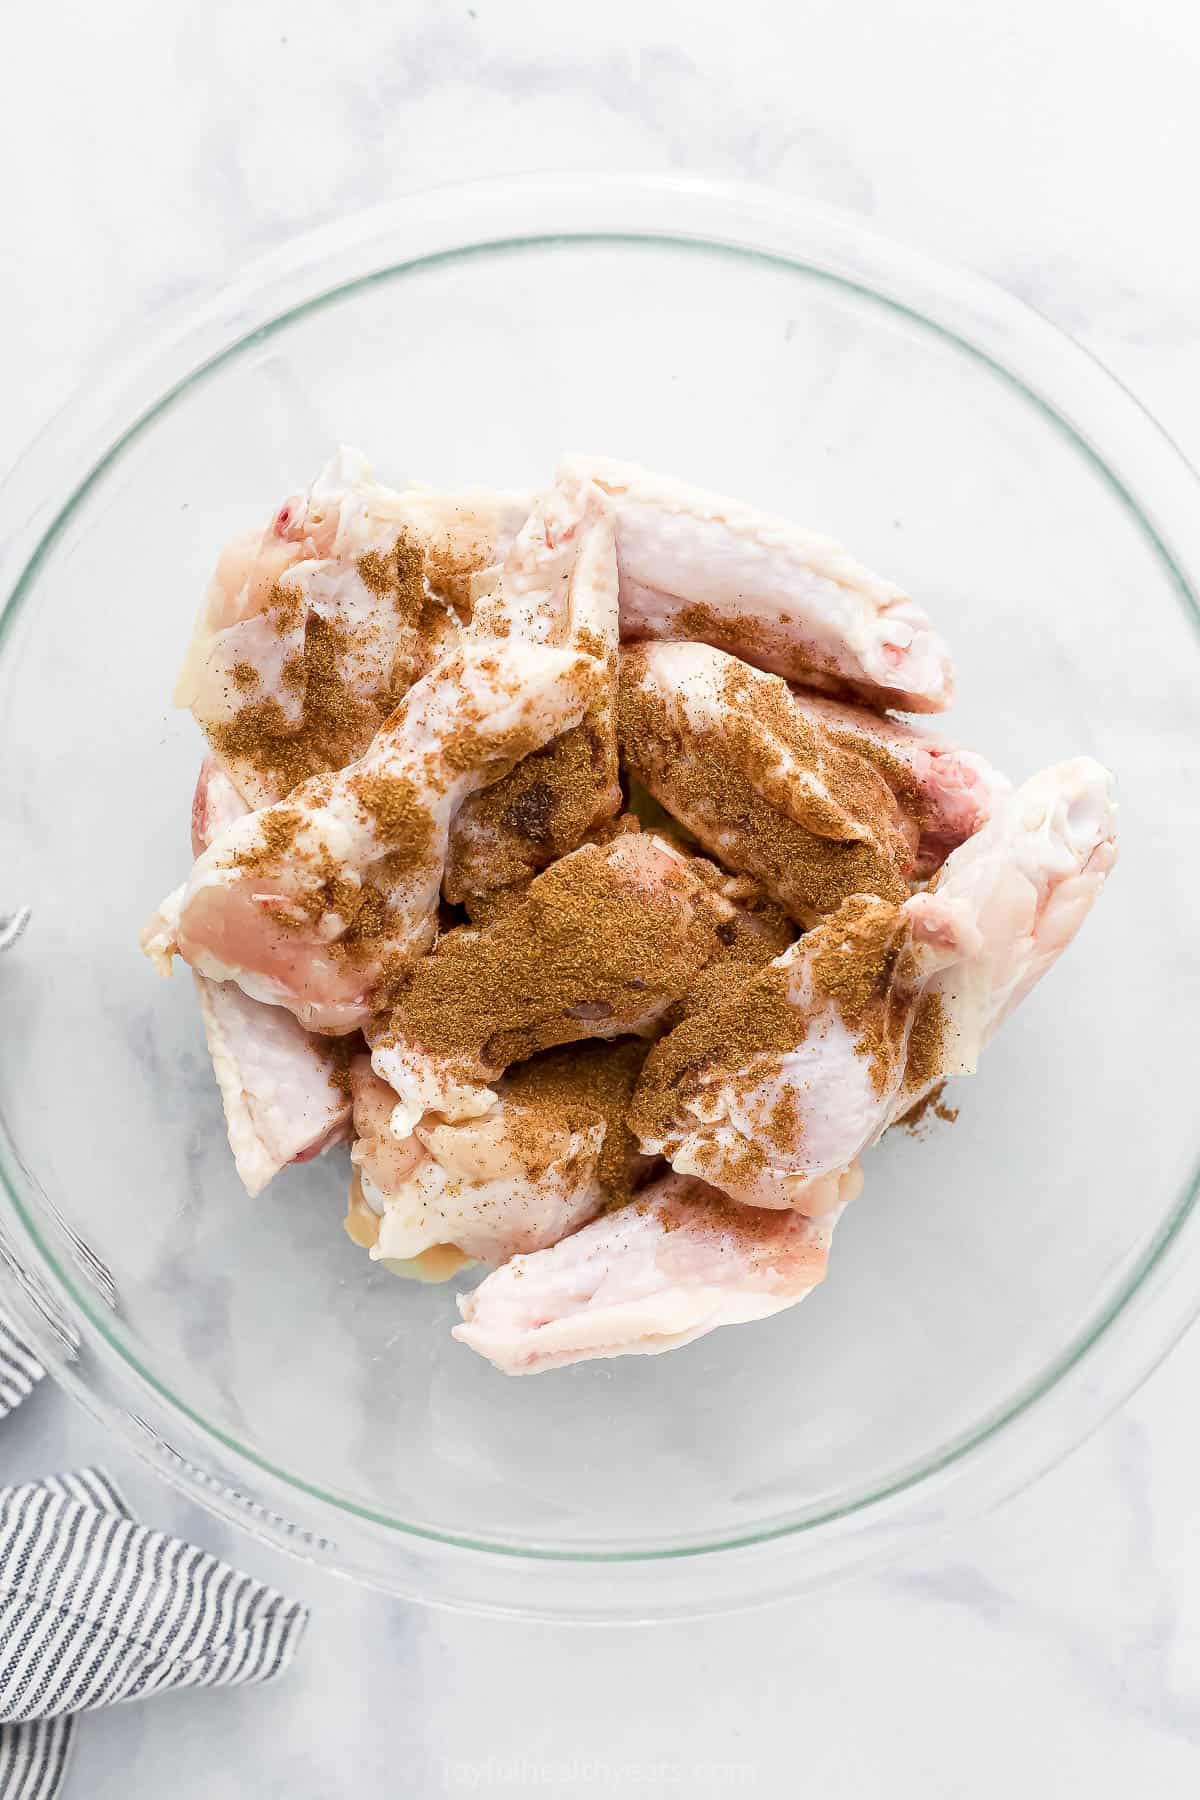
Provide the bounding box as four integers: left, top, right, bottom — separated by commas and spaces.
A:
0, 1321, 44, 1423
0, 1431, 308, 1799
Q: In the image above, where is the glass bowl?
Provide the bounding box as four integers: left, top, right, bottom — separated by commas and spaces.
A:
1, 175, 1198, 1620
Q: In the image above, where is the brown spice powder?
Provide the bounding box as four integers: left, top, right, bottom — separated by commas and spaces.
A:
633, 892, 922, 1144
902, 989, 948, 1095
355, 550, 393, 597
348, 772, 434, 865
894, 1079, 957, 1134
671, 602, 837, 684
212, 532, 452, 802
426, 537, 492, 623
228, 807, 304, 874
377, 840, 729, 1075
265, 582, 304, 633
617, 650, 910, 925
817, 718, 928, 827
806, 895, 916, 1096
357, 531, 432, 628
502, 1039, 650, 1207
211, 613, 391, 798
444, 714, 618, 904
324, 1035, 355, 1100
629, 960, 804, 1148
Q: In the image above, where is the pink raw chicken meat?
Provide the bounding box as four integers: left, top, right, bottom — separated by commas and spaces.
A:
164, 476, 615, 1032
785, 690, 1009, 877
188, 760, 350, 1196
453, 1172, 851, 1374
176, 445, 530, 806
562, 454, 954, 712
632, 757, 1118, 1209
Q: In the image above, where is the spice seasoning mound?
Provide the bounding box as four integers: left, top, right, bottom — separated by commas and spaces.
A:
460, 880, 533, 927
633, 892, 921, 1145
265, 582, 304, 633
329, 879, 397, 967
663, 871, 794, 1030
231, 661, 259, 690
348, 772, 434, 864
441, 719, 545, 779
357, 531, 434, 628
817, 716, 928, 825
324, 1036, 355, 1100
395, 533, 438, 630
617, 651, 911, 925
765, 1084, 803, 1153
377, 840, 729, 1076
502, 1039, 650, 1207
355, 550, 393, 597
630, 960, 804, 1148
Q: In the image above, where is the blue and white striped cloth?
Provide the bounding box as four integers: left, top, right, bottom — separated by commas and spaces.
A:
0, 1322, 43, 1424
0, 1330, 308, 1799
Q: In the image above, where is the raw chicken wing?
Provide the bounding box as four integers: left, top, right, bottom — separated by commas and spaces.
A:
453, 1173, 850, 1374
619, 641, 915, 924
348, 1041, 645, 1273
195, 977, 351, 1197
632, 758, 1117, 1207
177, 446, 530, 806
187, 759, 351, 1195
562, 454, 953, 711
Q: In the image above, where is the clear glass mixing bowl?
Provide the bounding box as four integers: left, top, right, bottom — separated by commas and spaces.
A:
1, 176, 1198, 1620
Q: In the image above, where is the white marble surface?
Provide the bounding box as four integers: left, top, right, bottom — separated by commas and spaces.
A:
4, 1, 1200, 1792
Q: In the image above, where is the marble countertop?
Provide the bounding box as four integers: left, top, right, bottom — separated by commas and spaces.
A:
5, 2, 1200, 1793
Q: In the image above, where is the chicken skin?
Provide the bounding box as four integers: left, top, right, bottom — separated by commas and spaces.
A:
163, 477, 614, 1032
618, 641, 917, 924
348, 1041, 647, 1274
454, 1172, 853, 1374
177, 446, 530, 807
174, 759, 352, 1196
562, 454, 953, 711
631, 759, 1117, 1209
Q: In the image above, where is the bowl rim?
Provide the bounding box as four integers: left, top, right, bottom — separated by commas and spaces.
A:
2, 171, 1199, 1612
